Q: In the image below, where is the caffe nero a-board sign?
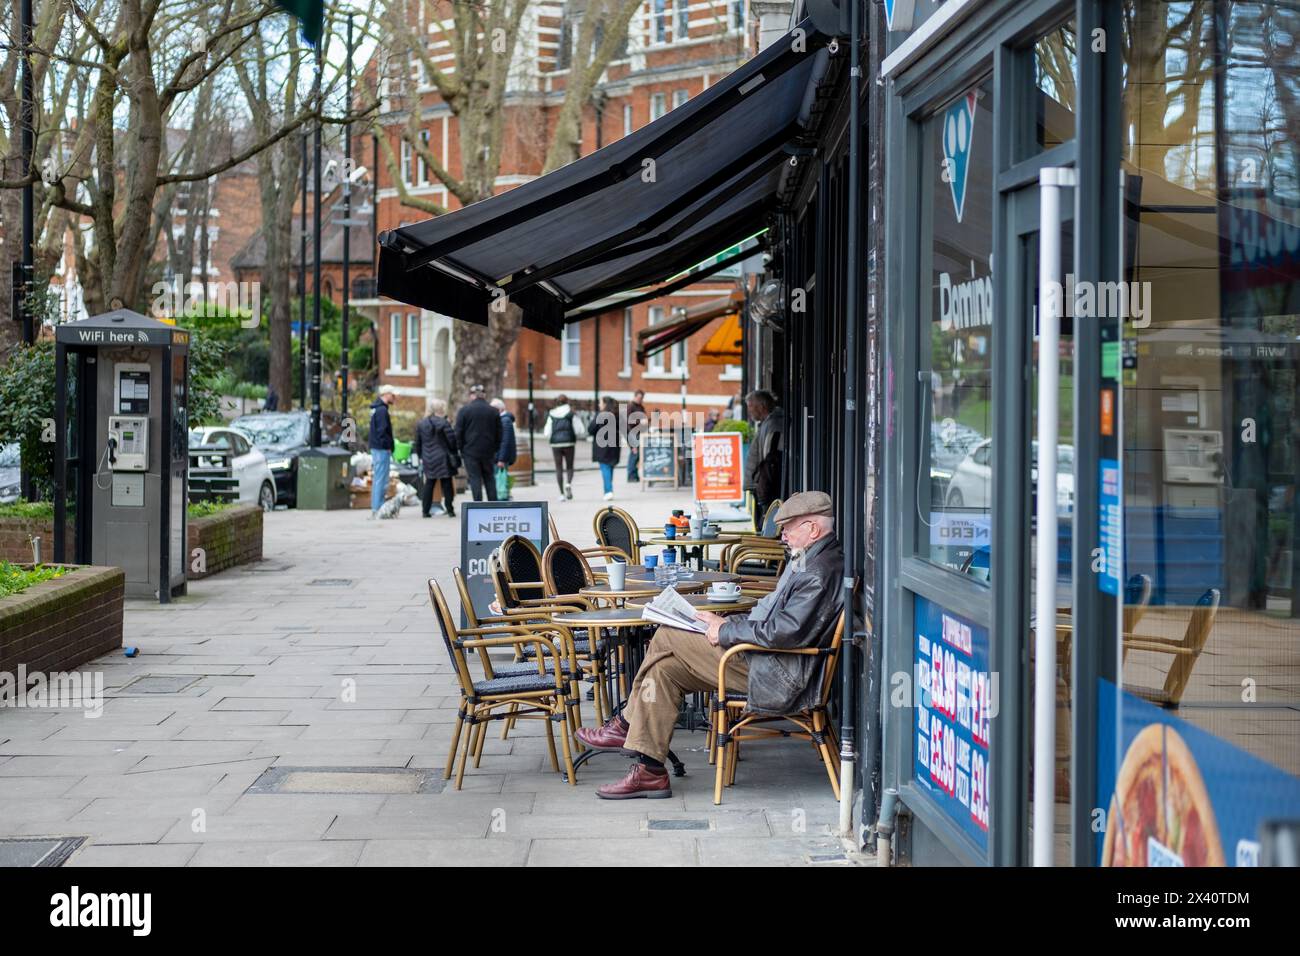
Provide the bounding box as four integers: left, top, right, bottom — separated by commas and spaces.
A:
459, 501, 549, 625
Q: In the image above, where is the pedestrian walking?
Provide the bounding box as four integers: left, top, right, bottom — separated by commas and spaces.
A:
491, 398, 517, 501
368, 385, 397, 518
625, 389, 647, 482
413, 397, 458, 518
455, 384, 502, 501
588, 395, 621, 501
544, 394, 578, 499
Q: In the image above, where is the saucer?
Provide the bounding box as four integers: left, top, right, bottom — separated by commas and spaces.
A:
707, 591, 741, 602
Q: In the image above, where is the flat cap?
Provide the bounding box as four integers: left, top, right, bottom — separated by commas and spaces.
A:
773, 490, 833, 525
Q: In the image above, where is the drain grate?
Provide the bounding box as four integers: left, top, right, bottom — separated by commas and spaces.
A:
247, 766, 444, 795
119, 675, 200, 694
647, 819, 710, 831
0, 837, 84, 867
308, 579, 354, 587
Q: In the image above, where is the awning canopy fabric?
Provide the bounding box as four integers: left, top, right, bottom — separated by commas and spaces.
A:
697, 312, 744, 365
377, 21, 832, 339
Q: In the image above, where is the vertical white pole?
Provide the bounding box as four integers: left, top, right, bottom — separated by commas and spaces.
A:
1034, 167, 1074, 866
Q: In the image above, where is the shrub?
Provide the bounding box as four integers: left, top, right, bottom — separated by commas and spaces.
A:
0, 560, 68, 598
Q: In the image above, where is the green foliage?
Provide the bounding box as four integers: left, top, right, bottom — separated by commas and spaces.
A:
0, 501, 55, 519
710, 418, 753, 443
187, 500, 233, 519
182, 326, 232, 426
0, 340, 56, 498
0, 560, 68, 598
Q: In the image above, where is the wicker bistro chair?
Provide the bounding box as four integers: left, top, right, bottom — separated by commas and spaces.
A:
451, 567, 588, 734
711, 599, 850, 805
705, 499, 785, 578
428, 579, 578, 788
499, 534, 547, 605
1122, 587, 1220, 709
592, 506, 646, 564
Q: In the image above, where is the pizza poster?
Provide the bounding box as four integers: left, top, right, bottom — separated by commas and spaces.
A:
914, 596, 992, 852
692, 432, 744, 502
1096, 679, 1300, 866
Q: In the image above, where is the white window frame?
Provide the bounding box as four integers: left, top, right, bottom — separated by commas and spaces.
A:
623, 103, 634, 136
675, 0, 689, 39
406, 312, 420, 370
559, 322, 581, 374
389, 313, 404, 372
650, 92, 667, 121
720, 364, 743, 380
400, 139, 412, 186
418, 129, 430, 185
673, 89, 689, 110
620, 308, 633, 377
644, 305, 685, 378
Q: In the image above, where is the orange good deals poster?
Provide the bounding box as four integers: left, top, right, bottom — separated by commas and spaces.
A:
693, 432, 743, 501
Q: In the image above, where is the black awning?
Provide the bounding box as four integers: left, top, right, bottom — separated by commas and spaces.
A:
377, 21, 833, 338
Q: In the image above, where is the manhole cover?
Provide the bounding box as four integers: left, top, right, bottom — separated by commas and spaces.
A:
647, 819, 710, 831
308, 579, 354, 587
0, 837, 84, 867
247, 766, 443, 795
120, 675, 200, 694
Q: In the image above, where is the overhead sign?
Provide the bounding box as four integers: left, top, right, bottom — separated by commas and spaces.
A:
459, 501, 548, 625
693, 432, 744, 502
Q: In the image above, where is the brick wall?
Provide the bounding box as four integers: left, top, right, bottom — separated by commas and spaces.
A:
0, 566, 124, 678
0, 517, 76, 564
186, 505, 263, 580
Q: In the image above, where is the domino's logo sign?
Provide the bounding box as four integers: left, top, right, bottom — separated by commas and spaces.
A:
942, 91, 978, 224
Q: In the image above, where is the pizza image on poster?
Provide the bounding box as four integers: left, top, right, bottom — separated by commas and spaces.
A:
1101, 724, 1225, 867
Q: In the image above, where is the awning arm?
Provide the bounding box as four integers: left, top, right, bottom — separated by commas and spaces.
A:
561, 240, 765, 323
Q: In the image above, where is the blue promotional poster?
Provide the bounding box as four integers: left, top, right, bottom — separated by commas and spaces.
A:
1096, 679, 1300, 866
914, 597, 991, 852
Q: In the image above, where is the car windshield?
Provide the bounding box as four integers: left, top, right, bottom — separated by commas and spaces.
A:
232, 415, 308, 446
0, 443, 18, 467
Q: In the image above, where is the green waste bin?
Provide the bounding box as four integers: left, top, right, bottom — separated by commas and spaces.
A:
297, 447, 353, 510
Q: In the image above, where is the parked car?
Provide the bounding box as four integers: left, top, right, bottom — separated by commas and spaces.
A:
944, 438, 1074, 516
0, 443, 20, 504
230, 410, 350, 507
929, 421, 985, 504
189, 427, 277, 511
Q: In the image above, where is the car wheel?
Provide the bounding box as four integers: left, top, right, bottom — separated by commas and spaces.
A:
258, 481, 276, 512
946, 488, 964, 509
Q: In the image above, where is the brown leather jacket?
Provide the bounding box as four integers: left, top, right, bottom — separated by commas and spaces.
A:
717, 533, 844, 715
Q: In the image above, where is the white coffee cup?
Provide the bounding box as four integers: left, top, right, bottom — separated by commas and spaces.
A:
608, 560, 627, 590
710, 581, 740, 597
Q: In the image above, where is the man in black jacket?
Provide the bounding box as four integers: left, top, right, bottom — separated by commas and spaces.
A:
455, 384, 502, 501
491, 398, 517, 501
576, 492, 844, 799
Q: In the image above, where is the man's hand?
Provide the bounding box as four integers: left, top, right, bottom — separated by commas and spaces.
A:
695, 610, 725, 647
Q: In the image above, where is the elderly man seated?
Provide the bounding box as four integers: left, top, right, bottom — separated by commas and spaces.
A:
577, 491, 844, 799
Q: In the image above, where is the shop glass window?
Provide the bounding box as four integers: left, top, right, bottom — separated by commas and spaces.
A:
920, 76, 995, 581
1101, 0, 1300, 866
1019, 20, 1077, 160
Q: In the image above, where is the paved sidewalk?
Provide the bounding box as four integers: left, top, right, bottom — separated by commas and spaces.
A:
0, 468, 867, 866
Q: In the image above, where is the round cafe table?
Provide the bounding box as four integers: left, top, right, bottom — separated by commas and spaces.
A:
626, 569, 740, 586
645, 534, 740, 570
579, 580, 706, 604
625, 593, 756, 614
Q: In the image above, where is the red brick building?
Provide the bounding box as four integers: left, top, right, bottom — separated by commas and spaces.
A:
363, 1, 760, 422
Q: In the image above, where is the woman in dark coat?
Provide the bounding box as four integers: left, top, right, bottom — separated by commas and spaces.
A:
588, 395, 621, 501
413, 397, 459, 517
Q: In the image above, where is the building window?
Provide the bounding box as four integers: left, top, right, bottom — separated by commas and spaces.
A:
623, 103, 633, 136
418, 129, 430, 185
650, 93, 667, 121
676, 0, 689, 38
560, 322, 581, 373
732, 0, 744, 30
673, 89, 689, 110
400, 139, 412, 186
654, 0, 667, 42
406, 313, 420, 370
389, 313, 403, 370
646, 306, 686, 375
621, 308, 633, 375
721, 363, 742, 380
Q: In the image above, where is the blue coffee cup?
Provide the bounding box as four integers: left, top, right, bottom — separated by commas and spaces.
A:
663, 549, 676, 564
663, 523, 677, 539
644, 554, 659, 569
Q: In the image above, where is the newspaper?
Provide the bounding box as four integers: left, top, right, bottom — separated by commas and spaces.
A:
640, 586, 708, 634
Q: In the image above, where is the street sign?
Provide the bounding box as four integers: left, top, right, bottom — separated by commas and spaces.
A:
458, 500, 549, 625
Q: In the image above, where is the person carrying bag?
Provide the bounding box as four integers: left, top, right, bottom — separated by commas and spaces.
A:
413, 397, 459, 518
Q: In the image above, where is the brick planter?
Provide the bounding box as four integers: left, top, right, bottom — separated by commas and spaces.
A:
0, 566, 124, 677
0, 516, 76, 564
187, 505, 263, 580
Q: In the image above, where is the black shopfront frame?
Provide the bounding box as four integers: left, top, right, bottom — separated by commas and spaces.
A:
880, 0, 1122, 867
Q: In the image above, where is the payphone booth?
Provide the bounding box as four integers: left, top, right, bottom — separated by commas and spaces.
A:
53, 309, 190, 603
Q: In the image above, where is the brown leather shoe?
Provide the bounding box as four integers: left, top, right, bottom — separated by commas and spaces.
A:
575, 716, 628, 752
597, 762, 672, 800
